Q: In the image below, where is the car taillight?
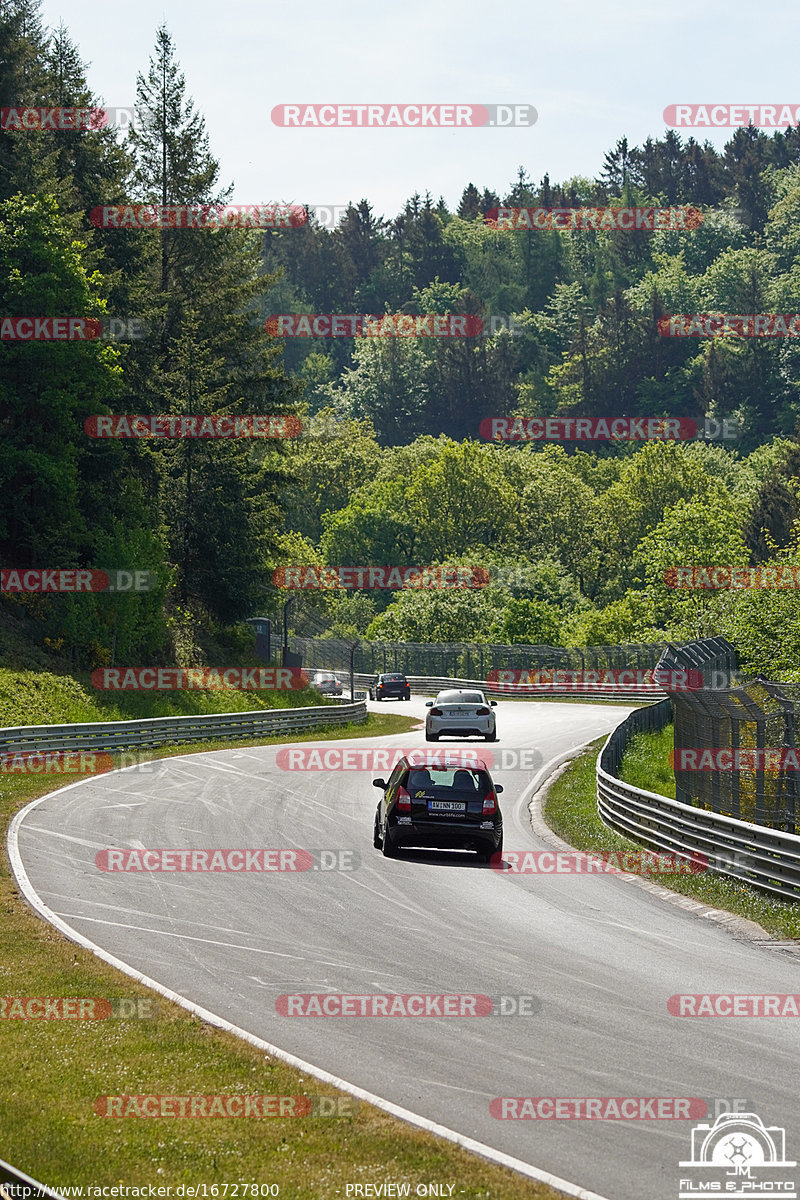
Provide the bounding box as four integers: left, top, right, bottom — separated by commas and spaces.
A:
476, 706, 490, 716
482, 791, 497, 814
396, 786, 411, 812
429, 706, 443, 716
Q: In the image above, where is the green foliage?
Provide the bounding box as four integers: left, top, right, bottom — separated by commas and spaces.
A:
564, 592, 662, 647
494, 598, 563, 646
7, 6, 800, 683
366, 584, 501, 644
284, 410, 383, 542
0, 193, 121, 565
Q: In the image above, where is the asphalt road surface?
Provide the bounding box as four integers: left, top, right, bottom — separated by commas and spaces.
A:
12, 696, 800, 1200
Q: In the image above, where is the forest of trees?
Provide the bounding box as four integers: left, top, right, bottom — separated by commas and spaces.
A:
4, 0, 800, 681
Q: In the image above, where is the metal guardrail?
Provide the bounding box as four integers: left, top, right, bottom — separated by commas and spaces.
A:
597, 701, 800, 902
0, 701, 367, 757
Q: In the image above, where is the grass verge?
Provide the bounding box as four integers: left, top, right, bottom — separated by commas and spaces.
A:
543, 729, 800, 940
0, 666, 336, 725
1, 709, 560, 1198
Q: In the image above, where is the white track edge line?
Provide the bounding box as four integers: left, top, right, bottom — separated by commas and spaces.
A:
0, 1152, 66, 1198
7, 768, 611, 1200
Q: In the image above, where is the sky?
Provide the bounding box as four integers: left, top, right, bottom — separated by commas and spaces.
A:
39, 0, 800, 220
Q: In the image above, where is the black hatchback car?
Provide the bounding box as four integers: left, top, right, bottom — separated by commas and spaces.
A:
372, 753, 503, 862
368, 672, 411, 701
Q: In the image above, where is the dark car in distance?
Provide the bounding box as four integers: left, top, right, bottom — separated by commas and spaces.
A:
372, 753, 503, 862
368, 672, 411, 701
308, 670, 343, 697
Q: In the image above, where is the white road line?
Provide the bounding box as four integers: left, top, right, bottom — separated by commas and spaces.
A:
43, 913, 311, 960
8, 756, 613, 1200
17, 824, 109, 851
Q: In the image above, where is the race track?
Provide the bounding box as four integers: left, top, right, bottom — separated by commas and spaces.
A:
11, 697, 800, 1200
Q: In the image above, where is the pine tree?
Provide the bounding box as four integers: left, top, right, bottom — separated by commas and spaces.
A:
600, 137, 632, 197
457, 183, 481, 220
124, 24, 300, 624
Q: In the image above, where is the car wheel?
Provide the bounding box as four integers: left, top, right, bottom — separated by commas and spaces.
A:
479, 836, 502, 863
426, 731, 439, 742
485, 728, 497, 742
373, 809, 383, 849
382, 827, 399, 857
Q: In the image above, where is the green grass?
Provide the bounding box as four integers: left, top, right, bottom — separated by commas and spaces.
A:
618, 725, 676, 798
0, 666, 337, 727
0, 705, 562, 1197
544, 731, 800, 939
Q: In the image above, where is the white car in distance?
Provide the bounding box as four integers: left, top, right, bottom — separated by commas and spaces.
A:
425, 689, 498, 742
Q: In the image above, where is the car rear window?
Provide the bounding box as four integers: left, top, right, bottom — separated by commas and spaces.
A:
436, 691, 484, 705
405, 768, 492, 794
382, 674, 406, 681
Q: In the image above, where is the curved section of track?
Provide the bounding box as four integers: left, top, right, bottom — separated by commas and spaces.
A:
11, 698, 800, 1200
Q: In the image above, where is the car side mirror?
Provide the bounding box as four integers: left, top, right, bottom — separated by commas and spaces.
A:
494, 784, 504, 793
490, 700, 497, 707
373, 778, 387, 788
425, 700, 433, 707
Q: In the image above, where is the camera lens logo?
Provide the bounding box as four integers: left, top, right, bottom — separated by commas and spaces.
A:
679, 1112, 796, 1198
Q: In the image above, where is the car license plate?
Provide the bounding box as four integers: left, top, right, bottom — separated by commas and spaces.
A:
428, 800, 466, 813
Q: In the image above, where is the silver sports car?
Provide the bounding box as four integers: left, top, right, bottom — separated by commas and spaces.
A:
425, 689, 497, 742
